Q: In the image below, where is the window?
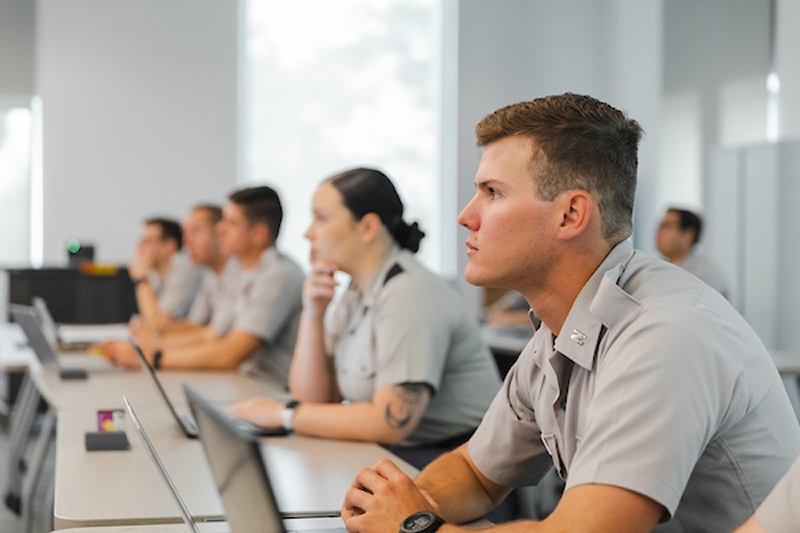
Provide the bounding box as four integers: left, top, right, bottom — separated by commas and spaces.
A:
0, 101, 35, 265
244, 0, 443, 273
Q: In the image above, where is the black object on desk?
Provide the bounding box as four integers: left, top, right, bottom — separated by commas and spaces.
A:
85, 431, 130, 451
59, 368, 88, 380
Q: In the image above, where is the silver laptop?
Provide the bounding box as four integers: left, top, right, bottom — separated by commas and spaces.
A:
123, 396, 202, 533
129, 340, 285, 439
122, 396, 346, 533
32, 296, 129, 349
10, 304, 116, 379
183, 383, 347, 533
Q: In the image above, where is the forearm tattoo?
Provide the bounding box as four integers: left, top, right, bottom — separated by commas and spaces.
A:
385, 382, 427, 429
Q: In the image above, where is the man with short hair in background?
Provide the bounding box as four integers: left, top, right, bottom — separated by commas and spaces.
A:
656, 207, 728, 297
128, 217, 203, 331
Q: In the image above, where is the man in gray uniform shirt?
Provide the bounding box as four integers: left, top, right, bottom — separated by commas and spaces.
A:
107, 186, 304, 386
128, 217, 204, 330
341, 94, 800, 533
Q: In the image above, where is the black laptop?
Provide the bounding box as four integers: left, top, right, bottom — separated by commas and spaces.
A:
129, 340, 286, 439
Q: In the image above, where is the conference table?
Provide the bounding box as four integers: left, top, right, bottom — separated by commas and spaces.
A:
0, 331, 417, 531
49, 518, 350, 533
53, 402, 417, 529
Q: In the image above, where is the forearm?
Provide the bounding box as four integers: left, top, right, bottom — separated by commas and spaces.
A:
288, 310, 339, 402
159, 320, 198, 336
293, 401, 411, 444
160, 326, 214, 350
160, 331, 260, 370
135, 282, 172, 332
415, 446, 508, 524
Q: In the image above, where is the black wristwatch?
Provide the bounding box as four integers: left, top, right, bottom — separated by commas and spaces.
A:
152, 350, 163, 370
399, 511, 445, 533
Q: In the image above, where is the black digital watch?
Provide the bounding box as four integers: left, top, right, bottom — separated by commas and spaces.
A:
399, 511, 445, 533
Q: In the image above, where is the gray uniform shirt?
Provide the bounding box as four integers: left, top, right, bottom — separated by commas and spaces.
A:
187, 259, 241, 326
469, 240, 800, 532
210, 247, 304, 385
756, 454, 800, 533
147, 252, 203, 319
327, 245, 501, 447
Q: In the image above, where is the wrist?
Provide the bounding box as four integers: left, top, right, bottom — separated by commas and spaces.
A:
280, 400, 301, 432
399, 511, 445, 533
152, 349, 163, 369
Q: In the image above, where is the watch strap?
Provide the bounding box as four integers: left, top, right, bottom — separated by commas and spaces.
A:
281, 400, 300, 432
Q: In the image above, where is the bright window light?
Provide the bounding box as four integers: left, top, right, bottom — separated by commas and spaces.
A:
244, 0, 442, 273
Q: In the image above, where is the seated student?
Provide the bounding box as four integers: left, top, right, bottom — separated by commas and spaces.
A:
340, 94, 800, 533
228, 168, 501, 468
128, 204, 238, 340
128, 217, 204, 329
104, 186, 304, 385
655, 207, 729, 297
733, 453, 800, 532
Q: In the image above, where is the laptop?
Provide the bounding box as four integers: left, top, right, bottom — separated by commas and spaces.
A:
129, 340, 286, 439
183, 383, 346, 533
10, 304, 117, 379
123, 396, 202, 533
31, 296, 129, 350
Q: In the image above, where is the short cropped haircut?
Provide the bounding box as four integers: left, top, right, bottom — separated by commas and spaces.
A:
475, 93, 644, 243
192, 204, 223, 226
228, 186, 283, 241
668, 207, 702, 245
145, 218, 183, 250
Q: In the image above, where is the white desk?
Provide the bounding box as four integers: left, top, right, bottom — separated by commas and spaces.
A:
30, 363, 286, 409
50, 517, 348, 533
53, 404, 417, 529
4, 352, 287, 532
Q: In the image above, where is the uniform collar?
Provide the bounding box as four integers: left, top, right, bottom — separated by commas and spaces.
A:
553, 240, 637, 371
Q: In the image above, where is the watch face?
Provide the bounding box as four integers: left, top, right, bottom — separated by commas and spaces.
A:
404, 514, 433, 531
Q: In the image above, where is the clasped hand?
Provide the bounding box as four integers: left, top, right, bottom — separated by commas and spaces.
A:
342, 459, 440, 533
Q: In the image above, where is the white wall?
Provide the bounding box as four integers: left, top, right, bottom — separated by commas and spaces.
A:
452, 0, 663, 308
659, 0, 770, 233
777, 0, 800, 139
36, 0, 239, 264
0, 0, 35, 95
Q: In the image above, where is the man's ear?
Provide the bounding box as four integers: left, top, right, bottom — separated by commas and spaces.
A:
165, 239, 179, 255
682, 228, 697, 248
358, 212, 384, 244
251, 221, 271, 248
557, 190, 594, 241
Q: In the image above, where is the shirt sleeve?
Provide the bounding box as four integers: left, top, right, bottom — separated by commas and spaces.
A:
468, 346, 554, 487
756, 455, 800, 533
371, 275, 451, 392
187, 273, 213, 326
232, 261, 302, 342
158, 259, 202, 319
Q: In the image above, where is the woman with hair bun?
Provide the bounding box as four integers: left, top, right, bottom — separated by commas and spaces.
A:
229, 167, 500, 467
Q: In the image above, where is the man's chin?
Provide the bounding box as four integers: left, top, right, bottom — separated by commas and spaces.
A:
463, 266, 489, 287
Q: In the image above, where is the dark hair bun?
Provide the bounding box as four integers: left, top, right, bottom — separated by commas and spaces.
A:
392, 220, 425, 253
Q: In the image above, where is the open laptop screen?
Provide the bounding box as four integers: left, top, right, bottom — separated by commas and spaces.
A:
184, 382, 285, 533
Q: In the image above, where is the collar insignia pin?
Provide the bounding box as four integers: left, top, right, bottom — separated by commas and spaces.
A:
570, 329, 587, 346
